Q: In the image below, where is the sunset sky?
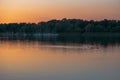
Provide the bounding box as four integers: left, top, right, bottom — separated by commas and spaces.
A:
0, 0, 120, 23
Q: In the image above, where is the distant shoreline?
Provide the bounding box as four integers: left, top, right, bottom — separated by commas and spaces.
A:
0, 19, 120, 39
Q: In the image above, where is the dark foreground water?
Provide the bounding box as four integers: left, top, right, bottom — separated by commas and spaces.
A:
0, 36, 120, 80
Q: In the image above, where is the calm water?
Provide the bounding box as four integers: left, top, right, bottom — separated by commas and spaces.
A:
0, 40, 120, 80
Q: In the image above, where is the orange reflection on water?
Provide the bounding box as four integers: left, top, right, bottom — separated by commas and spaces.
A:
0, 41, 120, 79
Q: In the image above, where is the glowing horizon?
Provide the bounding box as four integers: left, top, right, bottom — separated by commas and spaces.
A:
0, 0, 120, 23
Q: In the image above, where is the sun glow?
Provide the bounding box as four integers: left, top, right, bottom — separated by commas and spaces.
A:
0, 0, 120, 23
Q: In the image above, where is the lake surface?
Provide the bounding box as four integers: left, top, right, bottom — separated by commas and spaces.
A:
0, 40, 120, 80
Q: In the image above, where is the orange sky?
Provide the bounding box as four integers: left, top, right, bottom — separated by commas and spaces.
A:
0, 0, 120, 23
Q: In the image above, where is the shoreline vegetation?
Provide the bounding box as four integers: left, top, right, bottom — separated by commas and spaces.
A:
0, 18, 120, 38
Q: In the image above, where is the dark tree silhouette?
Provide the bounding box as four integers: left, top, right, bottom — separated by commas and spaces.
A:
0, 18, 120, 35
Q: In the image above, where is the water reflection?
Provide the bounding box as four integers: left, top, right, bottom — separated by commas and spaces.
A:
0, 40, 120, 80
0, 35, 120, 46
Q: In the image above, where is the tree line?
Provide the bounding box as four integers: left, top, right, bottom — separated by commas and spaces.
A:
0, 18, 120, 34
